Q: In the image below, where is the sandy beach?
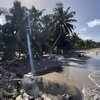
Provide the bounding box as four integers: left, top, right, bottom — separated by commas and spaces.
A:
0, 48, 100, 99
39, 48, 100, 92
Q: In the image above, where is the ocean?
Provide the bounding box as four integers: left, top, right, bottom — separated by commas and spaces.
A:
82, 54, 100, 99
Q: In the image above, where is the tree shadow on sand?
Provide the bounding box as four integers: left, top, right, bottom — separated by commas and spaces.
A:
36, 78, 83, 100
35, 66, 64, 76
66, 56, 91, 66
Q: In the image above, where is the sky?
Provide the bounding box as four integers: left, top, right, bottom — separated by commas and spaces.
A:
0, 0, 100, 41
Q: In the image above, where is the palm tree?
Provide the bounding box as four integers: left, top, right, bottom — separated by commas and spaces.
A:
0, 1, 28, 59
0, 7, 17, 59
40, 14, 54, 53
28, 6, 45, 55
9, 1, 28, 58
50, 3, 77, 52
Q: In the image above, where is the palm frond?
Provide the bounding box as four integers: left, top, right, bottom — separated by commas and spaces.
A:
65, 7, 70, 15
65, 19, 77, 23
66, 11, 76, 19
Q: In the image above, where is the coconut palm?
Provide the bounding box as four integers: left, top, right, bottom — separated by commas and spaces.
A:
50, 3, 77, 52
28, 6, 45, 54
0, 1, 28, 59
9, 1, 28, 58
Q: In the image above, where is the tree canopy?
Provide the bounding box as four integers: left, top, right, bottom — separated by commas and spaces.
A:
0, 1, 100, 60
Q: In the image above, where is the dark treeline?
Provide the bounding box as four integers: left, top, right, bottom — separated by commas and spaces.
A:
0, 1, 100, 60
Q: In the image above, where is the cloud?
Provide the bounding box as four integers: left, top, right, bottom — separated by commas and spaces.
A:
87, 19, 100, 28
0, 15, 6, 25
80, 28, 87, 32
79, 35, 93, 40
0, 18, 3, 25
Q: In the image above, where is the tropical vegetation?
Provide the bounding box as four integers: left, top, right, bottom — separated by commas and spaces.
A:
0, 1, 100, 60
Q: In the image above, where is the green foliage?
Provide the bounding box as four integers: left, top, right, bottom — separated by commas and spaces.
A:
0, 23, 17, 59
12, 88, 19, 98
50, 3, 77, 52
0, 1, 100, 60
70, 33, 100, 50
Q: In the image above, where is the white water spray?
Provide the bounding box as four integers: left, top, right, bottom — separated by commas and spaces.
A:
26, 12, 35, 74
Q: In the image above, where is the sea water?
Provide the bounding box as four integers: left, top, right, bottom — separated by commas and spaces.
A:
82, 54, 100, 99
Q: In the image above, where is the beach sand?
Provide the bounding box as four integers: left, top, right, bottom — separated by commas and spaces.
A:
0, 48, 100, 99
40, 48, 100, 91
1, 48, 99, 99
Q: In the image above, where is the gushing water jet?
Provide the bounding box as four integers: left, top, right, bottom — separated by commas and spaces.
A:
26, 12, 35, 74
22, 12, 39, 96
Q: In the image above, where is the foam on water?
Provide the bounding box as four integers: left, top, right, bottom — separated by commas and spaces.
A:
82, 71, 100, 99
81, 53, 100, 99
88, 71, 100, 88
82, 85, 100, 100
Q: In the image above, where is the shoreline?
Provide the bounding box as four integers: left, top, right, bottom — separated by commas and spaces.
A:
88, 72, 100, 88
88, 71, 100, 88
0, 48, 100, 99
40, 48, 100, 91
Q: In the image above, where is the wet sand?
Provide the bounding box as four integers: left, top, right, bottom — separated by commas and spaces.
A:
40, 48, 100, 91
41, 67, 97, 91
0, 48, 100, 99
3, 48, 100, 92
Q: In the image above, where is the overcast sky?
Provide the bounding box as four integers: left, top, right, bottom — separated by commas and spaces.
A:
0, 0, 100, 41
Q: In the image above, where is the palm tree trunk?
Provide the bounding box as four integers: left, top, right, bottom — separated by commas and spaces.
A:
50, 33, 61, 53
